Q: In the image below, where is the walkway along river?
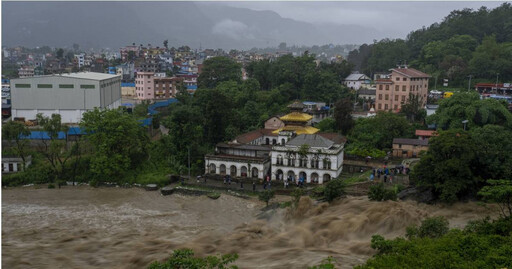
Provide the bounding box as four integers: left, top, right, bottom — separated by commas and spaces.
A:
2, 186, 497, 268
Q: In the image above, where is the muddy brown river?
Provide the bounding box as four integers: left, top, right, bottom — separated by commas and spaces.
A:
2, 186, 498, 268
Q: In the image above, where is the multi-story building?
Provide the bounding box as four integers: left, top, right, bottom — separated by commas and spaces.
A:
10, 72, 121, 123
270, 133, 345, 183
74, 54, 85, 68
135, 72, 155, 100
18, 66, 35, 78
135, 72, 183, 100
120, 45, 140, 61
375, 67, 430, 112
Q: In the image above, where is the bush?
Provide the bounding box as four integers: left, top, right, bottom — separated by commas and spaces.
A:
2, 161, 53, 187
368, 183, 397, 201
291, 188, 305, 206
148, 248, 238, 269
324, 179, 346, 202
418, 216, 449, 238
258, 190, 275, 207
308, 256, 336, 269
48, 183, 55, 189
207, 192, 221, 200
311, 186, 325, 198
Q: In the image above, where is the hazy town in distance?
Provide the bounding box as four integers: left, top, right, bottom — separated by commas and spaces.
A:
2, 1, 512, 269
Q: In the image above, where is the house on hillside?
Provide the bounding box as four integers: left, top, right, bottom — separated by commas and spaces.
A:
392, 138, 429, 158
343, 72, 371, 90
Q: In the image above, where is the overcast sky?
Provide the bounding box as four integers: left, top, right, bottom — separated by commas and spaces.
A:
222, 1, 508, 38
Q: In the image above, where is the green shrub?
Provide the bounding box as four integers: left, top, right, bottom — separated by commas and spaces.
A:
258, 190, 275, 207
280, 201, 292, 208
418, 216, 449, 238
47, 183, 55, 189
207, 192, 221, 200
368, 183, 397, 201
291, 188, 305, 206
148, 248, 238, 269
324, 179, 346, 202
308, 256, 336, 269
311, 186, 325, 198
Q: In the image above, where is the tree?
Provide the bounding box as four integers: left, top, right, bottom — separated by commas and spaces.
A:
163, 39, 168, 50
427, 92, 512, 130
2, 120, 31, 170
56, 48, 64, 59
72, 43, 80, 52
333, 98, 354, 134
36, 113, 71, 185
148, 248, 239, 269
412, 129, 478, 203
81, 108, 149, 183
400, 93, 427, 123
323, 179, 346, 202
478, 180, 512, 218
316, 118, 336, 132
197, 57, 241, 89
258, 190, 275, 207
348, 112, 414, 157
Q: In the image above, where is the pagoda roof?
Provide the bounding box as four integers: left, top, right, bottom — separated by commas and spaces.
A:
287, 100, 304, 110
272, 125, 319, 135
280, 112, 312, 122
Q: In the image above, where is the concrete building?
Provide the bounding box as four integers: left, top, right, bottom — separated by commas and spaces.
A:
2, 155, 32, 173
135, 72, 183, 100
121, 82, 136, 97
344, 72, 371, 90
375, 67, 431, 112
74, 54, 85, 68
270, 133, 345, 183
18, 66, 35, 78
392, 138, 429, 158
135, 72, 155, 100
10, 72, 121, 123
205, 143, 272, 179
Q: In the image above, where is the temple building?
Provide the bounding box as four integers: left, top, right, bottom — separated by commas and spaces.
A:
204, 101, 345, 183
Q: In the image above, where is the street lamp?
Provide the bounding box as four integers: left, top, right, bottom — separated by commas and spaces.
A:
462, 120, 468, 131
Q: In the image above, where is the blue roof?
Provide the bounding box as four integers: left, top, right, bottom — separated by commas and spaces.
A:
2, 79, 9, 84
22, 131, 67, 140
67, 127, 86, 135
186, 85, 197, 90
303, 101, 316, 105
121, 82, 135, 87
321, 106, 330, 110
121, 103, 134, 107
148, 98, 178, 115
139, 117, 152, 127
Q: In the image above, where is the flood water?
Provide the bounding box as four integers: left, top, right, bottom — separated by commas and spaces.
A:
2, 187, 497, 269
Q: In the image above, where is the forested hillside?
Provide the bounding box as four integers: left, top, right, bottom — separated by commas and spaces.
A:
348, 3, 512, 87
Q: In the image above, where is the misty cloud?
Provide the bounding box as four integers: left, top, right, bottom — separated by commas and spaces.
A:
212, 19, 255, 40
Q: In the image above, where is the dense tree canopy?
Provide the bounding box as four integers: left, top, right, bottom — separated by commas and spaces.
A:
197, 56, 242, 89
348, 3, 512, 85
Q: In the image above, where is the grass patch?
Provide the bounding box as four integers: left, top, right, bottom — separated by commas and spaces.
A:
131, 171, 170, 187
280, 201, 292, 208
207, 192, 221, 199
343, 170, 372, 185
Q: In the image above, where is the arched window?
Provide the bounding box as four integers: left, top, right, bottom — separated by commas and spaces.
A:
266, 138, 270, 145
277, 155, 283, 165
281, 138, 286, 145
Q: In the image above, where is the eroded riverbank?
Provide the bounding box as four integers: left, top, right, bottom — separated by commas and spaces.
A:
2, 186, 498, 268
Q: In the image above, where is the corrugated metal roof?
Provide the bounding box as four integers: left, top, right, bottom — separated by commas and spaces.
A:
393, 138, 428, 146
345, 73, 370, 81
390, 68, 431, 78
287, 134, 334, 148
60, 72, 121, 80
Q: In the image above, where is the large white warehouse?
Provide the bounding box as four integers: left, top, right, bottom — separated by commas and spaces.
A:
10, 72, 122, 123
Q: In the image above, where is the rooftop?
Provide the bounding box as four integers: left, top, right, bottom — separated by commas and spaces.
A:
415, 130, 438, 137
272, 125, 319, 135
287, 134, 335, 148
393, 138, 429, 146
234, 129, 277, 144
345, 73, 370, 81
390, 68, 431, 78
280, 112, 313, 122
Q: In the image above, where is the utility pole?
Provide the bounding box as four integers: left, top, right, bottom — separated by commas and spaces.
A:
496, 73, 500, 94
188, 147, 191, 180
468, 75, 473, 92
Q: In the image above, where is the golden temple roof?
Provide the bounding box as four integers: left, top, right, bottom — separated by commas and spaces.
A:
272, 125, 319, 135
279, 112, 312, 122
